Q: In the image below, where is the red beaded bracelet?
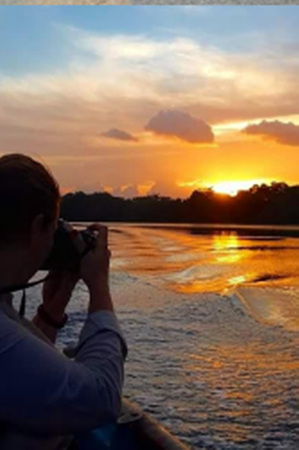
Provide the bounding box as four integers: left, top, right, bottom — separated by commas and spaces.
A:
37, 304, 68, 329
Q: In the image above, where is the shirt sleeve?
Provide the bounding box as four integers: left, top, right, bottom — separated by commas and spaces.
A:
0, 311, 127, 437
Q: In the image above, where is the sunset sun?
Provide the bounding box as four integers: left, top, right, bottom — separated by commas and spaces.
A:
211, 180, 267, 197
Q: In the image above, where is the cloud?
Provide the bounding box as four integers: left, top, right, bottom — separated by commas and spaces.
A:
2, 28, 299, 150
145, 109, 214, 144
1, 26, 299, 196
102, 128, 138, 142
243, 120, 299, 146
112, 184, 139, 199
148, 179, 194, 199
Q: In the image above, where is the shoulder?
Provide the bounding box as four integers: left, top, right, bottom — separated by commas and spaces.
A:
0, 308, 33, 352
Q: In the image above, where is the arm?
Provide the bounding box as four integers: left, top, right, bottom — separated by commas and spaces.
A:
32, 222, 112, 345
31, 316, 57, 344
32, 270, 80, 345
31, 304, 64, 344
6, 223, 127, 435
0, 310, 127, 436
88, 280, 113, 314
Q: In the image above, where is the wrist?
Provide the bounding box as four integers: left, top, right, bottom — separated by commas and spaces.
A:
41, 303, 66, 323
88, 279, 110, 296
37, 304, 68, 329
88, 285, 113, 313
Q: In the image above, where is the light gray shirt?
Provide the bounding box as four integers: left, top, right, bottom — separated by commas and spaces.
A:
0, 300, 127, 449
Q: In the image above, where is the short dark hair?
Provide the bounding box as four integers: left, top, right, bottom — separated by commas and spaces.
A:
0, 153, 61, 245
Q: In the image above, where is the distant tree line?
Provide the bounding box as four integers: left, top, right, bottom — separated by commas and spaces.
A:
60, 182, 299, 225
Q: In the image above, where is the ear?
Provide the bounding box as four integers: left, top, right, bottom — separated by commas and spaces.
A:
31, 214, 46, 239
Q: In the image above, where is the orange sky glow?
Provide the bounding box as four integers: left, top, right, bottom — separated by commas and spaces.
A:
1, 7, 299, 199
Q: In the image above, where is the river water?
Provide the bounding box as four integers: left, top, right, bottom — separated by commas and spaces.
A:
20, 223, 299, 449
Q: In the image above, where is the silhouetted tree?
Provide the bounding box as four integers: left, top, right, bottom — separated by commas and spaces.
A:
59, 182, 299, 225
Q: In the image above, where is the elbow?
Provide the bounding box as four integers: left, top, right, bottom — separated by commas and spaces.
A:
106, 405, 120, 423
106, 385, 122, 422
95, 377, 123, 423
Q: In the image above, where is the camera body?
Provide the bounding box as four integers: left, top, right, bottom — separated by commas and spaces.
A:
41, 219, 97, 271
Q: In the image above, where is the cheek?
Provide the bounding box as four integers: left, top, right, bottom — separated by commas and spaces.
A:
48, 233, 55, 252
42, 232, 55, 260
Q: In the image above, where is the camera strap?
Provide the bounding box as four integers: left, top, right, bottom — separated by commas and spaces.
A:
0, 273, 52, 317
0, 243, 93, 317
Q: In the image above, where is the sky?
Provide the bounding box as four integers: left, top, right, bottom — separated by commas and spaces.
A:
1, 5, 299, 198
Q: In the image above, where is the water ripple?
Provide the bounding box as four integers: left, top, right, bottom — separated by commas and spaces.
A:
17, 224, 299, 448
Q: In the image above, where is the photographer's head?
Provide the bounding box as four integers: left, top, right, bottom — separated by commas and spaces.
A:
0, 153, 61, 289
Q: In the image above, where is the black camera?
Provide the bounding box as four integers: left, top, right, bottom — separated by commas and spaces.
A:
40, 219, 97, 271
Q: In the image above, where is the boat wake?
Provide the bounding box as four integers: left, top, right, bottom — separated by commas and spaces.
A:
234, 285, 299, 332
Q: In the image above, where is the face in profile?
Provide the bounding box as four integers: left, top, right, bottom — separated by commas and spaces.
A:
29, 210, 59, 273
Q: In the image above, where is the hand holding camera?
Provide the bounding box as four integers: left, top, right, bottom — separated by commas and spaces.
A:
78, 223, 113, 313
41, 220, 112, 317
42, 268, 81, 321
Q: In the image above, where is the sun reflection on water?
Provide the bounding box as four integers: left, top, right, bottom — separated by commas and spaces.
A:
228, 275, 248, 286
212, 232, 243, 264
108, 224, 299, 296
72, 223, 299, 448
